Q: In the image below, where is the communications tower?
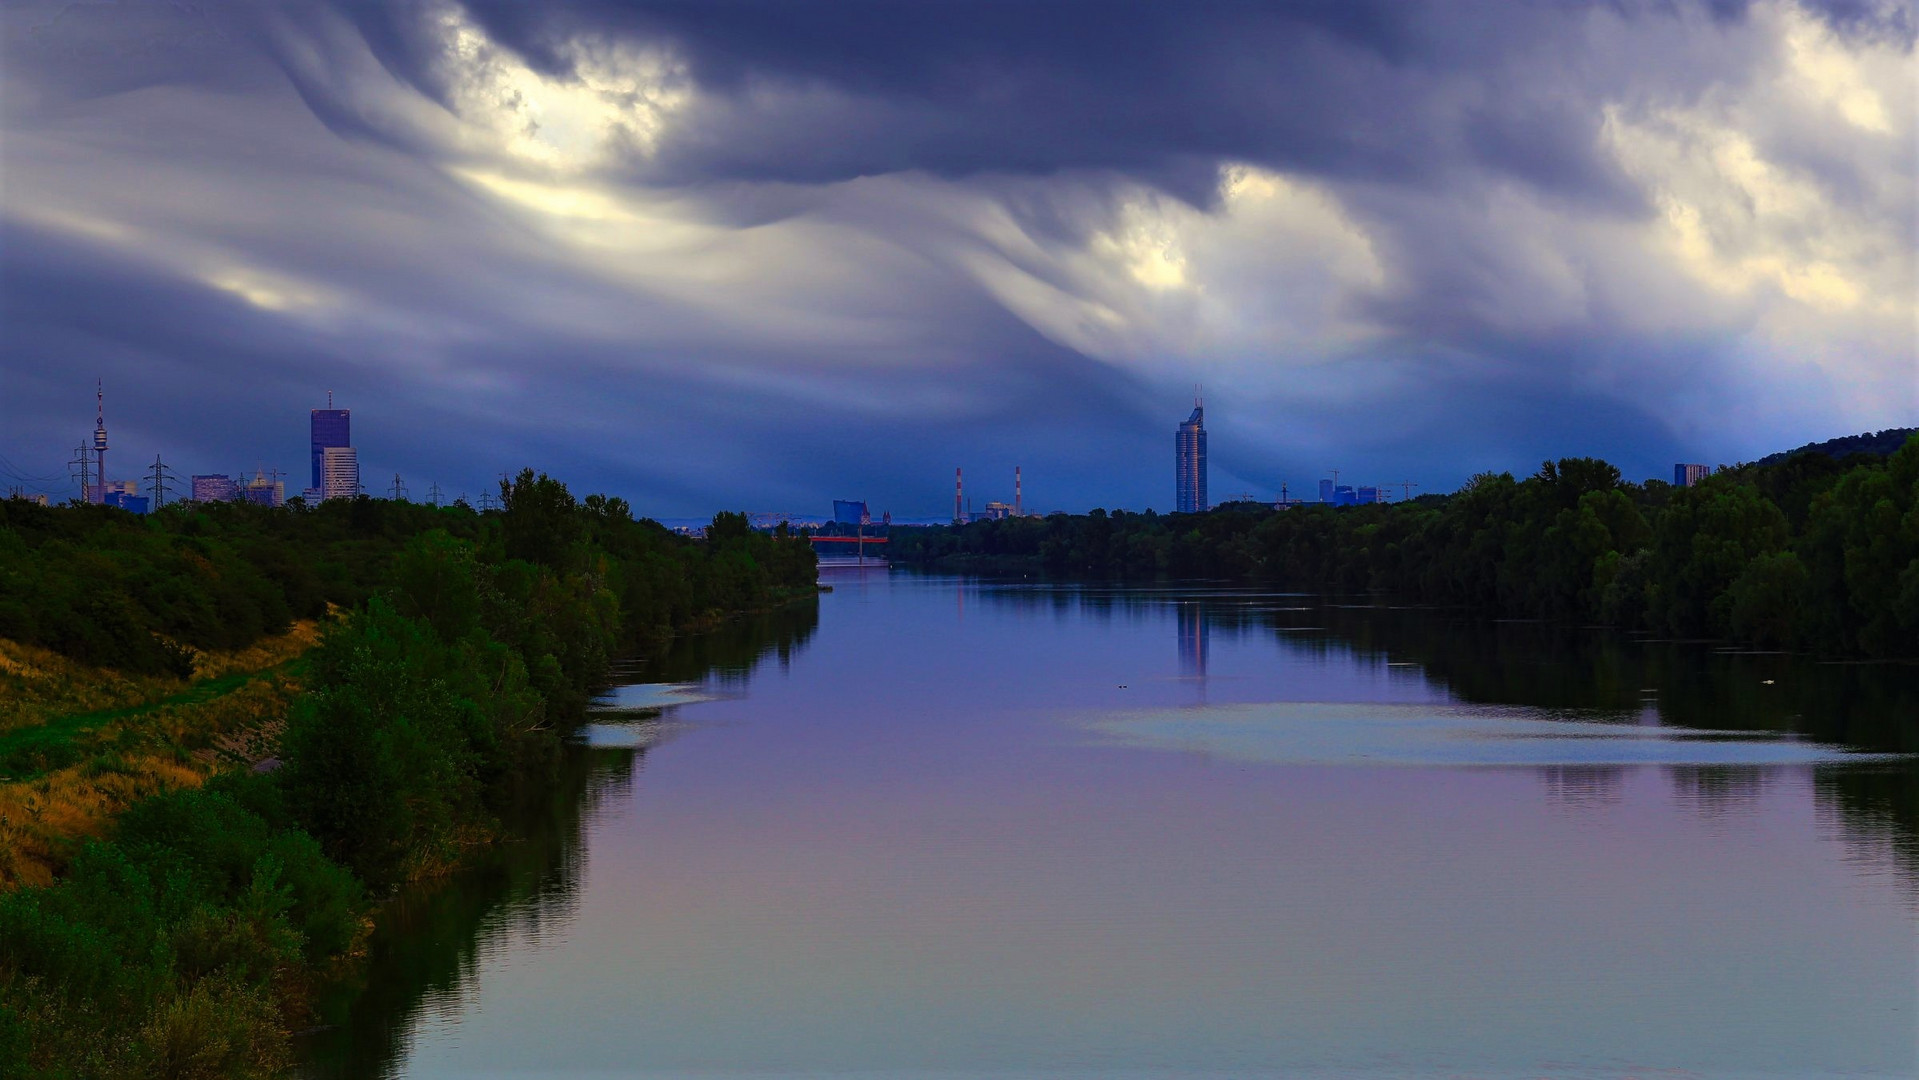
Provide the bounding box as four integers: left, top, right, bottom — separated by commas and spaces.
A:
92, 381, 109, 504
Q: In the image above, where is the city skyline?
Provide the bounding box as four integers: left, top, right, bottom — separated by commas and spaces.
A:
2, 379, 1897, 518
1, 2, 1912, 516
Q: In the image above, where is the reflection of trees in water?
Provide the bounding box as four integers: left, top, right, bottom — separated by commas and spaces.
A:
975, 582, 1919, 891
1817, 765, 1919, 888
630, 594, 821, 686
1540, 765, 1627, 809
1327, 605, 1918, 889
1666, 765, 1773, 817
299, 748, 637, 1080
1286, 604, 1919, 886
298, 600, 821, 1079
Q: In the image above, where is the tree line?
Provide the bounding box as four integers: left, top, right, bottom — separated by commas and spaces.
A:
0, 471, 817, 1077
0, 477, 815, 678
892, 435, 1919, 658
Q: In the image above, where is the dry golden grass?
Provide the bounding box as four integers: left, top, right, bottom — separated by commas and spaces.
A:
0, 753, 207, 889
0, 627, 317, 891
0, 621, 320, 734
189, 620, 322, 681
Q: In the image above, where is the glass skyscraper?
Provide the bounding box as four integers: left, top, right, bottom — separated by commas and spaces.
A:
1175, 403, 1207, 513
310, 407, 350, 491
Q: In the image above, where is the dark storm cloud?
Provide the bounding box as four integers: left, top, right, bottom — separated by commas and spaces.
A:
1, 0, 1910, 515
317, 0, 1659, 208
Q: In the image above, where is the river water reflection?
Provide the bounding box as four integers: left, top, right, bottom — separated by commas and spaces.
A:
302, 573, 1918, 1079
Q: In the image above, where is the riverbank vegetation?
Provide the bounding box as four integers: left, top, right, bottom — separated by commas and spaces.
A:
892, 434, 1919, 658
0, 473, 815, 1077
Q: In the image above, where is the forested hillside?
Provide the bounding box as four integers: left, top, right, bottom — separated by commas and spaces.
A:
1756, 427, 1916, 466
893, 435, 1919, 658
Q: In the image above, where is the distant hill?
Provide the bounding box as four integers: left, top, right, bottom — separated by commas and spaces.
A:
1756, 428, 1916, 466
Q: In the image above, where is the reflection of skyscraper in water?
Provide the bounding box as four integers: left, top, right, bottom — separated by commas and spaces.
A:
1177, 602, 1209, 678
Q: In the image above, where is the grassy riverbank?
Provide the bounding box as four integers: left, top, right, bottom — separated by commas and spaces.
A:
892, 433, 1919, 659
0, 474, 815, 1078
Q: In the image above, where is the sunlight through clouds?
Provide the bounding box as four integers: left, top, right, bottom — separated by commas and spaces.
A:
2, 0, 1912, 512
430, 1, 690, 172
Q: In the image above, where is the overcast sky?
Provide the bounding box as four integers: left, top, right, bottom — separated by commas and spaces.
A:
2, 0, 1912, 517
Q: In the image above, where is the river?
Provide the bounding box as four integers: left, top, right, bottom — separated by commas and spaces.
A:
301, 571, 1918, 1079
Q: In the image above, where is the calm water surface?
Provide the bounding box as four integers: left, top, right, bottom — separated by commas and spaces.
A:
304, 573, 1919, 1079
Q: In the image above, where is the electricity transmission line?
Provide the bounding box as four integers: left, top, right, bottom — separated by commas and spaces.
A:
146, 455, 179, 509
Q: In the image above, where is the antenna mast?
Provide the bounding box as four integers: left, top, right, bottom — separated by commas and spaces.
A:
92, 380, 109, 504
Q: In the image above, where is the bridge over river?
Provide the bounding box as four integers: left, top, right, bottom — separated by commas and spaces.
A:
808, 533, 888, 565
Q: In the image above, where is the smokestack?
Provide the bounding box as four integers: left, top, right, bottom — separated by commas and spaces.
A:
955, 468, 963, 524
1015, 466, 1022, 517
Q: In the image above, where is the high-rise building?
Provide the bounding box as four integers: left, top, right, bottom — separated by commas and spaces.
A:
311, 404, 350, 491
242, 470, 285, 508
1319, 478, 1334, 503
1175, 402, 1207, 513
1674, 463, 1711, 487
322, 445, 360, 500
191, 474, 238, 502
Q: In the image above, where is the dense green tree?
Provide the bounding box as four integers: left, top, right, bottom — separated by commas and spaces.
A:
892, 437, 1919, 658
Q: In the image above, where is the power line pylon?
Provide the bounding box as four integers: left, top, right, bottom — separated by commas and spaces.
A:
68, 442, 93, 504
389, 473, 408, 502
146, 455, 178, 509
427, 482, 443, 507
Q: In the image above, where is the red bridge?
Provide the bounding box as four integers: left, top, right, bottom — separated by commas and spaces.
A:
806, 533, 889, 564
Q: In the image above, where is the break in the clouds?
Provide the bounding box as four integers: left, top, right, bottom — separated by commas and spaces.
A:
1, 0, 1912, 516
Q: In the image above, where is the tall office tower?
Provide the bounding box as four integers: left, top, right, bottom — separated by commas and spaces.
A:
1319, 478, 1334, 503
1674, 463, 1711, 487
311, 399, 350, 491
1175, 402, 1207, 513
321, 445, 360, 500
